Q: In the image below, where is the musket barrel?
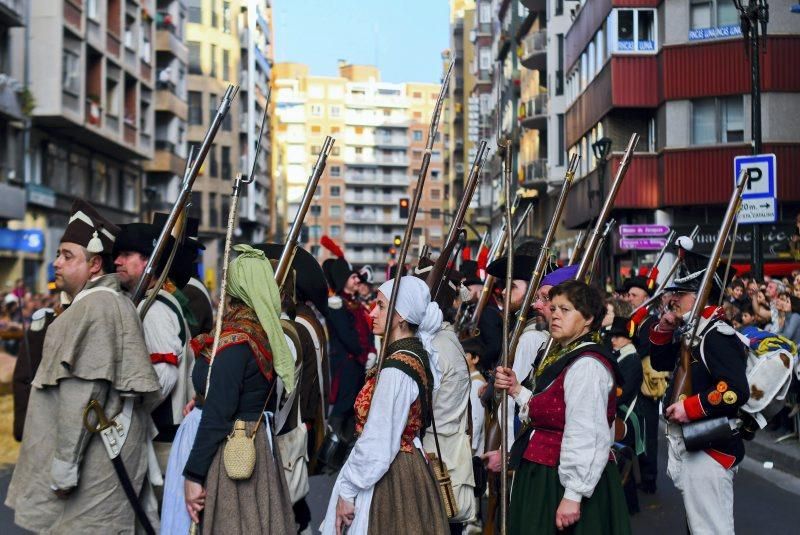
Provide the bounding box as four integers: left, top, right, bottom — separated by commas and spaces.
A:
275, 136, 335, 287
132, 86, 238, 304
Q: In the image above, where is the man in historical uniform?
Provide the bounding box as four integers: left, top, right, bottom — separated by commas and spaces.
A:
6, 200, 161, 533
649, 251, 749, 534
321, 238, 374, 443
413, 259, 476, 530
460, 259, 503, 369
621, 273, 666, 494
114, 222, 193, 476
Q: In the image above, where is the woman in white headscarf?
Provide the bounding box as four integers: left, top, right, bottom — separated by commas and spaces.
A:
322, 276, 449, 535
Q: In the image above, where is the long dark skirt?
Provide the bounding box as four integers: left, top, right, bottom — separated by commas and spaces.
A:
508, 460, 631, 535
201, 421, 295, 535
368, 450, 449, 535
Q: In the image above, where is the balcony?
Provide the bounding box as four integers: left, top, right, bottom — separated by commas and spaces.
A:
344, 211, 406, 225
156, 28, 188, 63
144, 141, 186, 175
0, 0, 24, 27
155, 88, 188, 119
520, 30, 547, 71
344, 192, 405, 205
376, 155, 408, 167
519, 93, 548, 130
374, 135, 408, 148
344, 232, 395, 244
346, 173, 409, 187
521, 158, 548, 186
348, 155, 377, 166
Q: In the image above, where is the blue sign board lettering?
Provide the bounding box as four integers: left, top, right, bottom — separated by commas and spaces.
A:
688, 25, 742, 41
0, 228, 45, 253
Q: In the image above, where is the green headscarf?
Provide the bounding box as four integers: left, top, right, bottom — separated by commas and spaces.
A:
226, 244, 295, 392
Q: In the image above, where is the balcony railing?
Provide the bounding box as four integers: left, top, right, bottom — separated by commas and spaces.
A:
520, 30, 547, 71
519, 93, 548, 129
522, 159, 548, 184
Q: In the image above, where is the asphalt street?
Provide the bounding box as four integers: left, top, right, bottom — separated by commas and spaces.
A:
2, 432, 799, 534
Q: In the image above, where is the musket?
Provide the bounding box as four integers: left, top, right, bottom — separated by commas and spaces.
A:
376, 59, 453, 373
274, 136, 335, 287
670, 169, 749, 405
138, 148, 195, 320
647, 230, 676, 280
203, 96, 273, 396
498, 134, 514, 535
569, 230, 587, 265
132, 86, 237, 305
506, 153, 579, 360
426, 140, 490, 301
586, 218, 617, 284
535, 134, 640, 369
466, 200, 532, 336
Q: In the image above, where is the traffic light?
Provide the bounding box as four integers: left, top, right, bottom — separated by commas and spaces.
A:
398, 197, 410, 218
389, 247, 397, 257
393, 235, 402, 247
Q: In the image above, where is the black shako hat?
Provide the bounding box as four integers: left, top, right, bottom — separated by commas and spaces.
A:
252, 243, 330, 316
486, 254, 538, 283
664, 250, 732, 302
113, 223, 176, 277
151, 213, 204, 289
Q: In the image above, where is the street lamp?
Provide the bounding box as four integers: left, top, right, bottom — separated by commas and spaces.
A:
589, 137, 612, 208
591, 136, 613, 282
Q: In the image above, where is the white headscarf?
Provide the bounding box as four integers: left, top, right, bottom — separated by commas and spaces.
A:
378, 276, 443, 390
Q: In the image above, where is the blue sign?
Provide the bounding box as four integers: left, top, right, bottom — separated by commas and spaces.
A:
734, 154, 778, 224
0, 228, 45, 253
688, 25, 742, 41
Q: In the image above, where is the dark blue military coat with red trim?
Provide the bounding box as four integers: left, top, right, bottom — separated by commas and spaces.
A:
649, 307, 750, 467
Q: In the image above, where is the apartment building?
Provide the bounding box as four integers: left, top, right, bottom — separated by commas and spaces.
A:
184, 0, 272, 289
272, 62, 445, 281
562, 0, 800, 272
17, 0, 156, 290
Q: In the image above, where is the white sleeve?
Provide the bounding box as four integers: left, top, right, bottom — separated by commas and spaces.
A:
142, 302, 183, 400
470, 380, 486, 455
558, 358, 614, 503
337, 368, 419, 502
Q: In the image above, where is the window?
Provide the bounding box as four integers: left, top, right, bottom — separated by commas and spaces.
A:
431, 170, 440, 180
413, 130, 423, 141
721, 96, 744, 142
431, 189, 441, 200
693, 99, 717, 144
557, 114, 565, 166
209, 144, 218, 177
331, 147, 341, 156
310, 205, 322, 217
62, 50, 80, 95
188, 91, 202, 124
221, 146, 231, 178
188, 42, 201, 74
330, 185, 341, 196
209, 44, 217, 77
354, 126, 364, 134
431, 208, 441, 220
209, 93, 218, 123
479, 48, 492, 70
413, 91, 422, 99
222, 1, 232, 34
330, 225, 341, 237
412, 150, 422, 160
209, 192, 218, 227
331, 126, 340, 133
330, 206, 341, 218
311, 104, 322, 116
555, 0, 564, 16
689, 0, 740, 39
355, 147, 363, 154
479, 3, 491, 24
87, 0, 98, 21
330, 166, 341, 178
311, 125, 321, 133
611, 9, 657, 53
330, 105, 341, 117
188, 0, 201, 23
222, 50, 230, 81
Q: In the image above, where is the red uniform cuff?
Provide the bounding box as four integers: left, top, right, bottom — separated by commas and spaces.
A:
649, 326, 673, 346
151, 353, 179, 366
683, 394, 706, 421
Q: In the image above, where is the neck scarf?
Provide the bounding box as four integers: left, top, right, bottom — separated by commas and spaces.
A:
535, 331, 602, 377
378, 276, 443, 390
226, 244, 294, 392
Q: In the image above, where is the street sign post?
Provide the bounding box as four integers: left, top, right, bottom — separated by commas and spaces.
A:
618, 237, 668, 251
618, 224, 670, 237
735, 154, 777, 224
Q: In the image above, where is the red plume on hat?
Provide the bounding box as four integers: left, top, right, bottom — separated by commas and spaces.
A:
646, 267, 659, 290
320, 235, 344, 258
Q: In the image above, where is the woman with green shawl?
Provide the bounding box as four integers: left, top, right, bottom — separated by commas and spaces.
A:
183, 245, 295, 534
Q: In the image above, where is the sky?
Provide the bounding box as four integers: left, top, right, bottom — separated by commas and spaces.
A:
272, 0, 451, 84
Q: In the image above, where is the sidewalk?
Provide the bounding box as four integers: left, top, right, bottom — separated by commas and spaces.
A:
745, 427, 800, 478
